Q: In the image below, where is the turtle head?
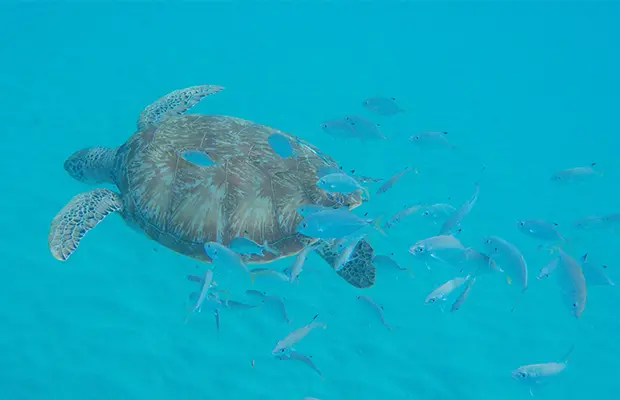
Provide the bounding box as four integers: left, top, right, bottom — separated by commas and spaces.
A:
64, 147, 117, 185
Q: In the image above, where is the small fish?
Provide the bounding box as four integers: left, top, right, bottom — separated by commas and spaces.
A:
409, 131, 454, 149
249, 267, 290, 283
551, 163, 602, 182
602, 213, 620, 227
453, 248, 502, 276
481, 236, 528, 291
289, 243, 318, 282
353, 174, 385, 184
373, 254, 408, 271
186, 269, 214, 322
450, 276, 476, 312
334, 233, 366, 272
362, 96, 404, 116
296, 204, 340, 217
420, 203, 457, 225
296, 208, 384, 239
536, 258, 559, 280
511, 346, 574, 396
555, 249, 587, 318
376, 166, 417, 195
572, 215, 605, 231
320, 119, 359, 139
268, 133, 295, 159
179, 149, 215, 167
272, 314, 326, 354
229, 236, 280, 256
579, 254, 615, 286
204, 242, 249, 274
439, 183, 479, 235
223, 299, 257, 310
516, 219, 563, 242
275, 351, 323, 377
344, 115, 386, 140
409, 235, 467, 266
425, 276, 470, 304
316, 172, 369, 199
383, 204, 421, 229
316, 165, 343, 178
265, 295, 291, 323
357, 295, 391, 329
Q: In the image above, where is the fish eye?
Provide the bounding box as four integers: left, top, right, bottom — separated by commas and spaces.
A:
518, 221, 525, 226
415, 246, 424, 253
428, 298, 436, 303
422, 211, 429, 216
516, 372, 527, 379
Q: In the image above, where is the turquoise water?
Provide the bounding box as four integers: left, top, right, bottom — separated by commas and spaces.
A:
2, 2, 619, 399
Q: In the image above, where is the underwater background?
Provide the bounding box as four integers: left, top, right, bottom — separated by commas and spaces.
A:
1, 1, 619, 399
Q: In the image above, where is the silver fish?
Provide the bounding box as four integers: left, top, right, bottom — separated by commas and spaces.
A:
272, 314, 326, 354
572, 215, 605, 231
602, 213, 620, 226
373, 254, 408, 271
353, 174, 384, 184
316, 165, 343, 178
409, 131, 454, 149
229, 236, 280, 256
555, 249, 587, 318
316, 172, 369, 198
450, 276, 476, 312
357, 295, 391, 329
268, 133, 295, 159
511, 346, 574, 396
186, 269, 214, 321
383, 204, 421, 229
439, 183, 479, 235
481, 236, 528, 291
550, 163, 602, 182
296, 208, 383, 239
536, 258, 559, 280
249, 267, 290, 283
320, 119, 359, 139
362, 96, 404, 115
516, 219, 563, 242
275, 351, 323, 377
289, 243, 318, 283
296, 204, 340, 217
453, 248, 502, 276
409, 235, 467, 266
425, 276, 470, 304
179, 149, 215, 167
420, 203, 457, 225
376, 166, 416, 195
344, 115, 386, 140
579, 253, 615, 286
204, 242, 249, 274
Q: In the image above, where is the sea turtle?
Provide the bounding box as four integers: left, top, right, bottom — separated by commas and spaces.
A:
48, 84, 376, 288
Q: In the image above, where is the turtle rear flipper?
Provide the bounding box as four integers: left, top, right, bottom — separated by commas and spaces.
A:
48, 188, 123, 261
316, 239, 376, 288
137, 84, 225, 130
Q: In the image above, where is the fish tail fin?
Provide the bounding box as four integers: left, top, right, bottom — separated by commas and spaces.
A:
562, 344, 576, 364
373, 215, 388, 237
263, 240, 280, 256
406, 268, 415, 279
509, 293, 523, 313
184, 308, 193, 324
362, 186, 371, 201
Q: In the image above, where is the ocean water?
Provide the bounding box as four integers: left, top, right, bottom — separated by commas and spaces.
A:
1, 2, 619, 399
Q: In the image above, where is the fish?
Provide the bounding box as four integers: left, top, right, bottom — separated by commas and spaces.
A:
572, 215, 605, 231
204, 242, 250, 274
222, 299, 257, 310
481, 236, 528, 291
516, 219, 563, 242
229, 236, 280, 257
275, 351, 323, 377
268, 133, 295, 159
334, 233, 366, 272
579, 253, 615, 286
420, 203, 457, 225
249, 267, 290, 283
245, 290, 291, 323
320, 119, 359, 139
272, 314, 326, 354
425, 276, 470, 304
185, 269, 214, 322
361, 96, 404, 116
555, 249, 587, 318
409, 234, 467, 267
373, 254, 408, 271
536, 258, 559, 280
296, 204, 341, 217
450, 276, 476, 312
383, 204, 422, 229
179, 149, 215, 167
409, 131, 454, 149
296, 208, 384, 239
316, 165, 343, 178
376, 166, 417, 195
511, 345, 574, 396
439, 183, 479, 235
289, 243, 318, 283
316, 172, 369, 199
357, 295, 391, 329
550, 163, 602, 182
344, 115, 386, 140
453, 248, 502, 276
353, 174, 385, 184
602, 213, 620, 226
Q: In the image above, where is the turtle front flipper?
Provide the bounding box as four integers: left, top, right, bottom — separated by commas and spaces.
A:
137, 84, 225, 130
315, 239, 376, 288
48, 188, 123, 261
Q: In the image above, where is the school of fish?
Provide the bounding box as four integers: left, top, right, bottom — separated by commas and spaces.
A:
180, 95, 614, 399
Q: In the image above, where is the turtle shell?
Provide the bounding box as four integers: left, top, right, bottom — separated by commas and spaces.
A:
114, 114, 363, 263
